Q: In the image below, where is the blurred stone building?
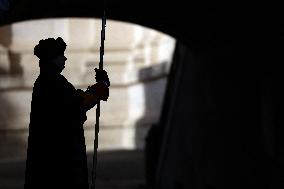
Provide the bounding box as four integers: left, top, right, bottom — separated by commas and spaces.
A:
0, 18, 175, 160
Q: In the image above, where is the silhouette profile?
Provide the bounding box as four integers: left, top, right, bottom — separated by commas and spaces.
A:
24, 37, 109, 189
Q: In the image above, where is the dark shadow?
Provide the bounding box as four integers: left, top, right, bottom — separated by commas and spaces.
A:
87, 150, 146, 185
134, 61, 172, 188
154, 35, 284, 189
0, 150, 147, 189
135, 62, 169, 147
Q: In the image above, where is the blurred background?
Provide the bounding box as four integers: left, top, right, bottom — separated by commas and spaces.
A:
2, 2, 283, 189
0, 18, 176, 188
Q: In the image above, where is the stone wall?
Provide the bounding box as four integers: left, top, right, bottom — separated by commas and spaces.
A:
0, 18, 175, 160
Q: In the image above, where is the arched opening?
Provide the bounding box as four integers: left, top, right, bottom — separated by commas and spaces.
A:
1, 3, 283, 189
0, 17, 176, 188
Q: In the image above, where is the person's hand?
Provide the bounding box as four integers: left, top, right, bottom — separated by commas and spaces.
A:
87, 82, 109, 101
95, 68, 110, 87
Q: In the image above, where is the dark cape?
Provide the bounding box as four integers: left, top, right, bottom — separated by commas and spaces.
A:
24, 70, 88, 189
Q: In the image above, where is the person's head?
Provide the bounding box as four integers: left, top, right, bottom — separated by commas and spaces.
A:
34, 37, 67, 73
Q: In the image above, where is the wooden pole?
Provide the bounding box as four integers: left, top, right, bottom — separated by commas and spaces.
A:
90, 9, 106, 189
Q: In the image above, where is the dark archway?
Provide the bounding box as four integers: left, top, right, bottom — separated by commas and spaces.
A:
1, 2, 283, 189
2, 1, 280, 48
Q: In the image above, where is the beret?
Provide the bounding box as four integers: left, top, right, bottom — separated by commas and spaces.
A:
34, 37, 66, 60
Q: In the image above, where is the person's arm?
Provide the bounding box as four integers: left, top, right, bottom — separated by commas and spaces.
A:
77, 89, 99, 112
77, 82, 109, 112
78, 68, 110, 112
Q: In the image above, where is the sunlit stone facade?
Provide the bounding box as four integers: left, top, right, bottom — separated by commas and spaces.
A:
0, 18, 175, 159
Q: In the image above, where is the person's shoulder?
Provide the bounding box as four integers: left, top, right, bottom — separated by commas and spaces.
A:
58, 74, 77, 91
58, 74, 69, 82
58, 74, 72, 86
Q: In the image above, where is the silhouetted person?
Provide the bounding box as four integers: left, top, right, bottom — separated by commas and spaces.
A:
24, 37, 109, 189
